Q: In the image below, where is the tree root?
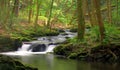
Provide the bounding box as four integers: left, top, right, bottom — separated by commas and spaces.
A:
118, 48, 120, 52
107, 49, 117, 60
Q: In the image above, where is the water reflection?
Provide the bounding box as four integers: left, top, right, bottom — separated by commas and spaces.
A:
77, 61, 91, 70
18, 54, 54, 70
77, 61, 120, 70
10, 55, 120, 70
90, 62, 120, 70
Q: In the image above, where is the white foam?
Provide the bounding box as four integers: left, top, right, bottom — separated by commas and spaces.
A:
18, 44, 31, 51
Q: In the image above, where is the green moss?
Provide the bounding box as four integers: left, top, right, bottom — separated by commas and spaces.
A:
0, 55, 38, 70
54, 43, 74, 56
68, 53, 78, 59
0, 36, 20, 52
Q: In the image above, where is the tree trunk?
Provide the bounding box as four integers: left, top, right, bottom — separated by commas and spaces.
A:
91, 0, 97, 26
106, 0, 112, 24
34, 0, 40, 29
82, 0, 87, 21
85, 0, 94, 26
47, 0, 54, 28
77, 0, 85, 40
28, 0, 33, 23
0, 0, 11, 29
116, 0, 119, 24
12, 0, 19, 17
93, 0, 105, 41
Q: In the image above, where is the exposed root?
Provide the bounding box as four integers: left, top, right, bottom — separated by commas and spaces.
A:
118, 48, 120, 52
107, 48, 117, 60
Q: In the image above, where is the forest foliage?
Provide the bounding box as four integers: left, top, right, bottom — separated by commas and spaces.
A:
0, 0, 120, 52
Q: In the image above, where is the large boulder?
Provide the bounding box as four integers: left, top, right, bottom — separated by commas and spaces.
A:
32, 44, 46, 52
28, 43, 46, 52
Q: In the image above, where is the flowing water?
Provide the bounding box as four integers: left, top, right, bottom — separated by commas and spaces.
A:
1, 29, 76, 55
1, 29, 120, 70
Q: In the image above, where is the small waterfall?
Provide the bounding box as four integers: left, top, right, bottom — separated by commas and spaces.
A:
46, 45, 56, 52
0, 29, 77, 56
18, 43, 31, 51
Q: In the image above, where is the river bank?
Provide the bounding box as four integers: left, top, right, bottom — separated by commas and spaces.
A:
54, 26, 120, 63
54, 37, 120, 63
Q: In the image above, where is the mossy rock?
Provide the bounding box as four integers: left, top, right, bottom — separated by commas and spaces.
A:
54, 43, 76, 56
54, 44, 66, 56
45, 31, 59, 36
0, 55, 38, 70
57, 29, 65, 32
69, 28, 77, 32
0, 36, 22, 52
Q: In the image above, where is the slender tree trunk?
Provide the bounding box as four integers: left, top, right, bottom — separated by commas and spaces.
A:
47, 0, 54, 28
0, 0, 6, 28
106, 0, 112, 24
91, 0, 97, 25
77, 0, 85, 40
34, 0, 40, 28
5, 0, 10, 27
93, 0, 105, 41
116, 0, 119, 24
85, 0, 94, 26
116, 0, 119, 16
28, 0, 33, 23
0, 0, 11, 29
82, 0, 87, 21
12, 0, 19, 17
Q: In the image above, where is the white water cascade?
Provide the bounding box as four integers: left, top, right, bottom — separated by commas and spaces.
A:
1, 29, 77, 56
18, 44, 31, 51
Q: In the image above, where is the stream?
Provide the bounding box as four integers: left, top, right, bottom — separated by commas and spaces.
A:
1, 29, 120, 70
11, 54, 120, 70
1, 29, 76, 55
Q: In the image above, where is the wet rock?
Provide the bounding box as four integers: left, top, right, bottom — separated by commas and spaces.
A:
46, 32, 59, 36
58, 29, 65, 32
31, 44, 46, 52
69, 28, 77, 32
65, 37, 70, 39
60, 33, 69, 35
48, 43, 57, 45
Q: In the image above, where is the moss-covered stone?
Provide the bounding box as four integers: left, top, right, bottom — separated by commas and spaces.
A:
54, 43, 74, 56
69, 28, 77, 32
0, 55, 38, 70
0, 36, 22, 52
